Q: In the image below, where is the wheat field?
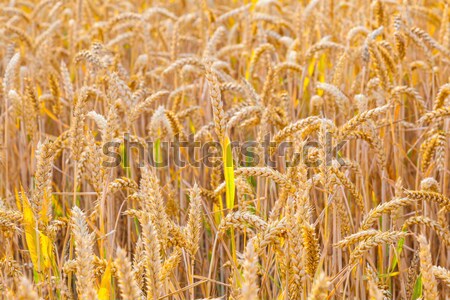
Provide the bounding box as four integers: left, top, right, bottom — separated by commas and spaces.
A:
0, 0, 450, 299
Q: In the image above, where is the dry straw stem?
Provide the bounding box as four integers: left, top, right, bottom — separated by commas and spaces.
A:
417, 235, 439, 300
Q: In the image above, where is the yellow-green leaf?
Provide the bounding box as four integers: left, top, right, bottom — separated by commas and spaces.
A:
98, 263, 112, 300
20, 190, 40, 270
222, 135, 235, 210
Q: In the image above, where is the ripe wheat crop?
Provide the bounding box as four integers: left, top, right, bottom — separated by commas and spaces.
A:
0, 0, 449, 299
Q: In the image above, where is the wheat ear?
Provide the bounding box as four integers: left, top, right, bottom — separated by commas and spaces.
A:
15, 277, 40, 299
71, 206, 96, 299
419, 106, 450, 124
204, 61, 226, 141
186, 184, 202, 256
241, 239, 259, 300
307, 273, 330, 300
285, 198, 305, 298
160, 248, 182, 281
115, 248, 142, 300
349, 231, 407, 265
302, 222, 320, 278
139, 166, 169, 247
432, 266, 450, 288
108, 177, 138, 194
334, 229, 380, 248
360, 198, 415, 230
338, 104, 390, 140
417, 235, 439, 300
404, 190, 450, 210
403, 216, 450, 246
235, 167, 295, 191
142, 221, 163, 300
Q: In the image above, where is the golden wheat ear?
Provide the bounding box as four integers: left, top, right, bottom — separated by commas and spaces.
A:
114, 248, 142, 300
142, 221, 163, 299
241, 239, 259, 300
70, 206, 96, 299
307, 273, 330, 300
417, 235, 440, 299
